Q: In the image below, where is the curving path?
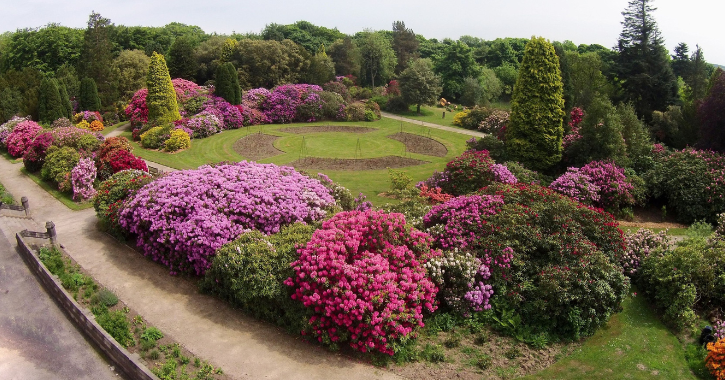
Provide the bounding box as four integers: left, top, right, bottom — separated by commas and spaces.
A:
380, 111, 488, 138
0, 156, 401, 380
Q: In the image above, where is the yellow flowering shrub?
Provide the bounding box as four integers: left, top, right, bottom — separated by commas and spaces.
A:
76, 120, 90, 130
453, 109, 470, 127
164, 129, 190, 152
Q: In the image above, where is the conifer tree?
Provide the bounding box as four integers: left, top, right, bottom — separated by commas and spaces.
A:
79, 77, 101, 111
146, 52, 181, 125
506, 37, 565, 171
697, 68, 725, 152
38, 77, 65, 124
616, 0, 678, 120
79, 12, 117, 106
57, 83, 72, 119
214, 62, 241, 105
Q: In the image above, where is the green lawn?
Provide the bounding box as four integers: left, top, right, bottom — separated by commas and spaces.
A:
125, 118, 473, 205
0, 180, 14, 204
1, 150, 21, 163
524, 294, 698, 380
21, 168, 93, 211
387, 104, 465, 128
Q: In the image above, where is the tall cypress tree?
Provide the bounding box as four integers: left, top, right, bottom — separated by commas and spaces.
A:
38, 77, 65, 124
616, 0, 678, 120
79, 77, 101, 111
214, 62, 241, 105
57, 83, 73, 119
505, 36, 565, 171
146, 52, 181, 125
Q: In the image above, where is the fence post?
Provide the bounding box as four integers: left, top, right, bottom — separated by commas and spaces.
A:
21, 196, 29, 217
45, 221, 57, 246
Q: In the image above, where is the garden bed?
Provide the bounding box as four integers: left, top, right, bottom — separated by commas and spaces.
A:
387, 132, 448, 157
289, 156, 429, 170
232, 133, 284, 161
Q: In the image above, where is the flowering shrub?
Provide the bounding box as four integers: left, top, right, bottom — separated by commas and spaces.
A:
242, 88, 271, 108
22, 132, 54, 172
503, 161, 546, 185
322, 81, 351, 102
646, 148, 725, 224
119, 162, 335, 275
418, 171, 449, 190
637, 237, 725, 331
621, 229, 669, 277
94, 169, 154, 238
550, 168, 601, 204
439, 150, 514, 196
562, 107, 584, 149
105, 149, 148, 174
89, 120, 104, 132
426, 183, 628, 340
314, 173, 371, 212
285, 210, 439, 355
202, 96, 243, 129
125, 89, 149, 125
164, 129, 190, 152
580, 160, 635, 211
73, 111, 103, 124
345, 102, 367, 122
6, 120, 42, 157
71, 157, 97, 201
716, 320, 725, 341
239, 106, 269, 126
41, 146, 80, 185
180, 111, 221, 138
478, 109, 509, 136
171, 78, 202, 101
0, 116, 28, 149
50, 117, 73, 129
76, 120, 90, 130
706, 338, 725, 380
424, 195, 504, 250
96, 137, 132, 179
385, 80, 401, 96
261, 84, 324, 124
200, 223, 315, 331
51, 127, 103, 152
419, 185, 453, 205
425, 249, 499, 315
140, 125, 172, 149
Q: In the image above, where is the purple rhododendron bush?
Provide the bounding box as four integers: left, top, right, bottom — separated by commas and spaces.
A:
119, 161, 335, 275
285, 210, 440, 355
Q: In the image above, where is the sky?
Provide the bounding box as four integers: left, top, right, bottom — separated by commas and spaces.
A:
2, 0, 724, 64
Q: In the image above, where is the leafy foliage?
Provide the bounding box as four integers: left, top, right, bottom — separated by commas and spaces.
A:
146, 52, 181, 125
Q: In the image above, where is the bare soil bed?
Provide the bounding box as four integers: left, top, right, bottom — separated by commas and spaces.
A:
289, 156, 429, 171
387, 132, 448, 157
617, 205, 688, 229
233, 133, 284, 160
277, 126, 377, 134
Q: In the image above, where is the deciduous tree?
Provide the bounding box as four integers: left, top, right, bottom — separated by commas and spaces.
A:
399, 58, 442, 114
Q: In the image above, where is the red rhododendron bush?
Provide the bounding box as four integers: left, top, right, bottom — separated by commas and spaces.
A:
285, 210, 440, 355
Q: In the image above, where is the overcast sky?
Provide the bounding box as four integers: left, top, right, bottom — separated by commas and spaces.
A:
2, 0, 724, 64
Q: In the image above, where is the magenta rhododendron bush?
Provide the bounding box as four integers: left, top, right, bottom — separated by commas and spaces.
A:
119, 161, 335, 275
6, 120, 42, 157
285, 210, 440, 355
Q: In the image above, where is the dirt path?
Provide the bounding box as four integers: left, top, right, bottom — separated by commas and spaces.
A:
380, 111, 488, 138
0, 157, 401, 380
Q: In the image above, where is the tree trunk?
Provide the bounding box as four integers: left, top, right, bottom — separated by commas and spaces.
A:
416, 104, 421, 114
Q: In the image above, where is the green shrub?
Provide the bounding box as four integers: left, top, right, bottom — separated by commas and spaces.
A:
38, 246, 65, 275
453, 106, 492, 130
41, 146, 80, 185
140, 125, 172, 149
93, 169, 154, 239
364, 109, 376, 121
95, 309, 134, 347
200, 223, 315, 332
637, 237, 725, 331
163, 129, 190, 152
345, 102, 367, 121
504, 161, 550, 186
141, 326, 164, 342
79, 77, 101, 112
385, 96, 410, 112
146, 52, 181, 125
467, 135, 508, 162
91, 289, 119, 307
319, 91, 345, 120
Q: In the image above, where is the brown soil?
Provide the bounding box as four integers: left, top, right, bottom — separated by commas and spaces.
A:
387, 132, 448, 157
617, 205, 688, 229
390, 328, 577, 380
233, 133, 284, 161
289, 156, 430, 171
277, 126, 377, 134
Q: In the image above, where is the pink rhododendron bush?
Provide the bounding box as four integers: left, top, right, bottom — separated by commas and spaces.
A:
285, 210, 440, 355
119, 161, 335, 275
6, 120, 42, 157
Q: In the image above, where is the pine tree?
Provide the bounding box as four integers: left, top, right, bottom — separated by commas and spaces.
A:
505, 37, 565, 171
392, 21, 419, 74
146, 52, 181, 125
697, 68, 725, 152
214, 62, 241, 105
79, 77, 101, 111
38, 77, 65, 124
616, 0, 678, 120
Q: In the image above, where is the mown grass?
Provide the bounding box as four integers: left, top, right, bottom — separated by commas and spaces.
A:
1, 150, 22, 163
386, 104, 464, 128
21, 168, 93, 211
524, 294, 698, 380
0, 180, 14, 204
125, 118, 473, 205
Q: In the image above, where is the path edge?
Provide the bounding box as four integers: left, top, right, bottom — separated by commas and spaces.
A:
15, 233, 160, 380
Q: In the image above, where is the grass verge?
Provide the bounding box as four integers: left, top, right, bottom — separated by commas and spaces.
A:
21, 168, 93, 211
101, 121, 130, 136
0, 180, 15, 204
523, 294, 699, 380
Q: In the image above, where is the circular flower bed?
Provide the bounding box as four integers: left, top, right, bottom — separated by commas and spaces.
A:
119, 162, 335, 275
